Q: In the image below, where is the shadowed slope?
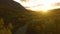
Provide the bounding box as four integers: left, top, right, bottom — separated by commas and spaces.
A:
0, 0, 30, 34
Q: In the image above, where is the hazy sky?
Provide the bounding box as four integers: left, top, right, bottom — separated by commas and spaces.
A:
14, 0, 60, 11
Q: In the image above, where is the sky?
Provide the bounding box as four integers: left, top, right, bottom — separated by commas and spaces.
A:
14, 0, 60, 11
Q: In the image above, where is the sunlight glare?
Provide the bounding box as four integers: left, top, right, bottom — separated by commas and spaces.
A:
14, 0, 60, 11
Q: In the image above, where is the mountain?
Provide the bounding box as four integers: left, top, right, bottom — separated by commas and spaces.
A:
0, 0, 27, 11
0, 0, 29, 34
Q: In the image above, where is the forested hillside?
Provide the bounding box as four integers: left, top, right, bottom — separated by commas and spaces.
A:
0, 0, 60, 34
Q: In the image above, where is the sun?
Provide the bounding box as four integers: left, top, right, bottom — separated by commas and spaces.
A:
14, 0, 60, 12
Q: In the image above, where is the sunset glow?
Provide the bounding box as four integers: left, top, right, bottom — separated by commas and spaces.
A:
14, 0, 60, 11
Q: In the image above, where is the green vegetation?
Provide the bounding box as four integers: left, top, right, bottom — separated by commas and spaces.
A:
0, 18, 12, 34
0, 9, 60, 34
0, 0, 60, 34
